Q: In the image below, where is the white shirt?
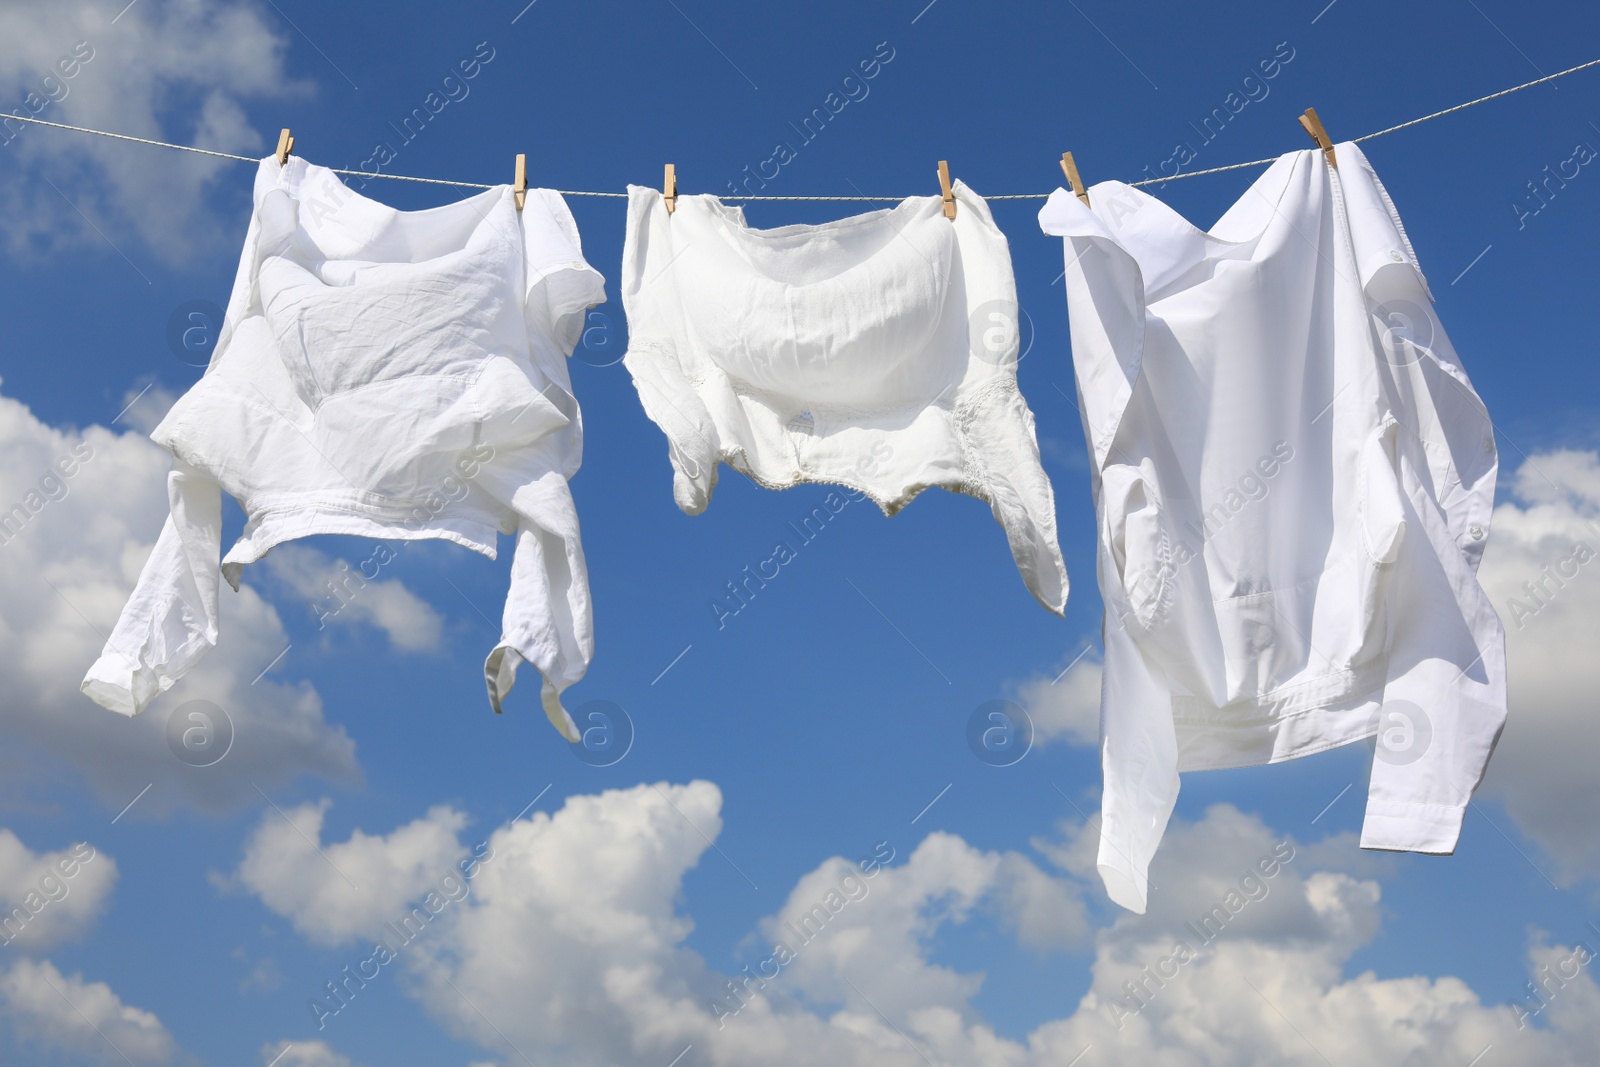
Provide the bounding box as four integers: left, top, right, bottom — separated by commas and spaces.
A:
81, 155, 606, 741
1040, 143, 1506, 912
620, 182, 1068, 614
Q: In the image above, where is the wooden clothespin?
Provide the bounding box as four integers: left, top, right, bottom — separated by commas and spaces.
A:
275, 128, 294, 166
663, 163, 677, 214
937, 160, 956, 219
1298, 108, 1337, 168
513, 153, 528, 211
1060, 151, 1090, 208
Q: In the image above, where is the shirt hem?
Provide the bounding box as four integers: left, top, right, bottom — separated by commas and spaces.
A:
1173, 659, 1388, 771
221, 500, 503, 583
1359, 801, 1466, 854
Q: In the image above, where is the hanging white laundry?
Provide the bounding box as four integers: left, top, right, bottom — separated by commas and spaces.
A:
1040, 143, 1505, 913
81, 155, 606, 741
619, 182, 1068, 614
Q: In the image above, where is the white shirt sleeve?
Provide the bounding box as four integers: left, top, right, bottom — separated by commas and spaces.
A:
478, 459, 592, 743
1354, 320, 1506, 858
81, 461, 222, 715
1096, 612, 1181, 914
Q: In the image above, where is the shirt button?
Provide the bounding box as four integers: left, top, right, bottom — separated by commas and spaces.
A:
1389, 250, 1406, 263
1482, 437, 1495, 454
1469, 525, 1485, 540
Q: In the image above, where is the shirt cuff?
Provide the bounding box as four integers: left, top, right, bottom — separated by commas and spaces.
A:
1097, 821, 1153, 914
1359, 799, 1466, 854
1098, 857, 1149, 915
80, 651, 163, 717
484, 644, 581, 742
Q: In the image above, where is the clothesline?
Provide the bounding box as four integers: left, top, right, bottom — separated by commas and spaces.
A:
3, 56, 1597, 200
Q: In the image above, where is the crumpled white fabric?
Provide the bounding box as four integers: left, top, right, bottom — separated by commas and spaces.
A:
619, 181, 1067, 614
1040, 143, 1506, 912
81, 154, 605, 741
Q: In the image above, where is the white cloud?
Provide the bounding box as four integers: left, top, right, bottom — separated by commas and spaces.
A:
115, 383, 180, 437
262, 544, 445, 654
1013, 647, 1101, 748
237, 953, 285, 995
0, 831, 115, 950
1505, 449, 1600, 508
0, 958, 178, 1065
0, 0, 309, 265
228, 798, 470, 947
0, 387, 359, 815
400, 780, 748, 1065
1007, 805, 1599, 1067
229, 781, 1600, 1066
1475, 449, 1600, 880
754, 831, 1092, 1023
260, 1038, 364, 1067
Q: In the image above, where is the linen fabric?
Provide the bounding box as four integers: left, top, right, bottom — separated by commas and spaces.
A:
81, 155, 606, 740
619, 182, 1068, 614
1040, 143, 1506, 912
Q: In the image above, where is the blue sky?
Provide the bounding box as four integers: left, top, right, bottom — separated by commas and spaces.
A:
1, 1, 1598, 1065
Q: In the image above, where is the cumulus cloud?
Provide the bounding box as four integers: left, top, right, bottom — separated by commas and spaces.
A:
1475, 449, 1600, 880
1502, 449, 1600, 508
0, 0, 309, 264
115, 383, 180, 437
754, 831, 1092, 1024
0, 387, 359, 815
226, 781, 1600, 1066
1013, 645, 1101, 748
0, 958, 179, 1065
1024, 808, 1600, 1067
262, 544, 445, 654
0, 830, 115, 950
979, 805, 1599, 1067
228, 798, 470, 947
